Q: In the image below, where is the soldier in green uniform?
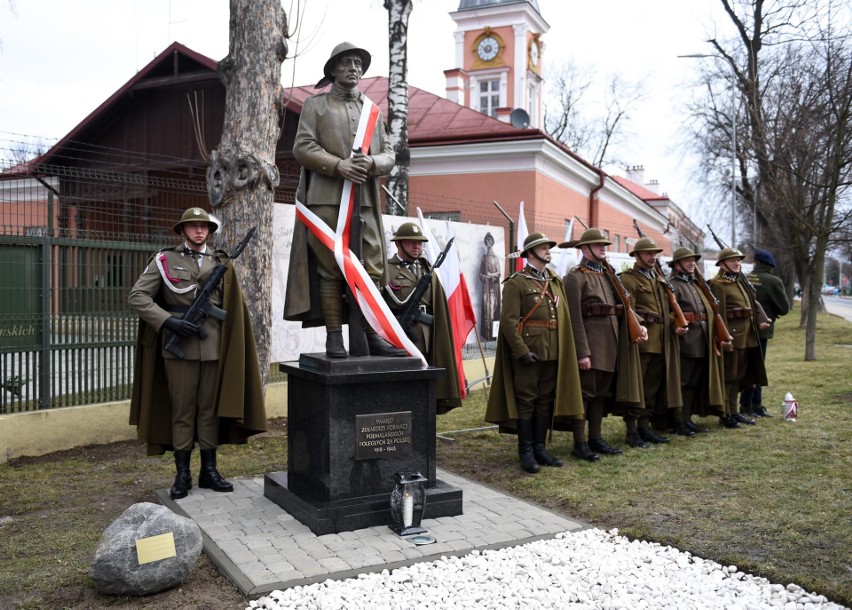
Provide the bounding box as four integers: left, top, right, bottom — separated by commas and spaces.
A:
619, 238, 691, 442
383, 222, 461, 413
709, 248, 771, 427
739, 249, 789, 417
562, 228, 645, 454
486, 233, 585, 473
667, 247, 727, 431
129, 208, 266, 500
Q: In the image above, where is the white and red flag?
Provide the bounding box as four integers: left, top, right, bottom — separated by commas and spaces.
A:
515, 200, 529, 272
416, 209, 477, 398
294, 96, 425, 364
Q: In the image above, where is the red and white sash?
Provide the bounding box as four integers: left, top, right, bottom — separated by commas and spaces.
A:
295, 95, 425, 364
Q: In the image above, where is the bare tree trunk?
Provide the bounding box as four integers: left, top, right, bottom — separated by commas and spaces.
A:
207, 0, 288, 388
384, 0, 413, 215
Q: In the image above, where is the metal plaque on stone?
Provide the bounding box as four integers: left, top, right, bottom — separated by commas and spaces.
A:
355, 411, 413, 460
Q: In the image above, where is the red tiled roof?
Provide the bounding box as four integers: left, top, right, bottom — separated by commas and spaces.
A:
284, 76, 539, 146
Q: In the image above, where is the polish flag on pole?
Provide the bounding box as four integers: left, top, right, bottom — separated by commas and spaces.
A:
515, 200, 529, 272
416, 209, 477, 398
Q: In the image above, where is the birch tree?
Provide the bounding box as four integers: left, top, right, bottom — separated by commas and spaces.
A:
207, 0, 289, 386
384, 0, 413, 215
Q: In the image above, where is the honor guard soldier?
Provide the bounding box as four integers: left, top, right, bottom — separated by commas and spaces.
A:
486, 233, 585, 473
129, 208, 266, 500
562, 228, 645, 455
667, 247, 727, 431
619, 238, 691, 442
383, 222, 461, 413
709, 248, 771, 427
739, 249, 789, 418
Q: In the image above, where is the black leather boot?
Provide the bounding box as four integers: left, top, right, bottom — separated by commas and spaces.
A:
532, 415, 563, 467
674, 422, 696, 437
733, 412, 756, 425
639, 427, 670, 443
516, 419, 540, 473
753, 405, 772, 417
365, 327, 407, 357
325, 330, 348, 358
626, 431, 648, 448
170, 450, 192, 500
199, 448, 234, 493
571, 442, 600, 462
685, 419, 709, 434
588, 437, 624, 455
720, 415, 742, 429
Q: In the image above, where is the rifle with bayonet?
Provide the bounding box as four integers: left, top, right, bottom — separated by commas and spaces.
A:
706, 224, 771, 326
397, 237, 455, 340
632, 219, 689, 331
164, 226, 256, 359
692, 263, 734, 356
573, 216, 646, 344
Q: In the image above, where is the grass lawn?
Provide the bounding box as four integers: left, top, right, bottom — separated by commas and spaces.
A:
0, 306, 849, 608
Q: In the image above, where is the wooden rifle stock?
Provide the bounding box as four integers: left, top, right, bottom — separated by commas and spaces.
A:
693, 266, 733, 355
602, 258, 644, 344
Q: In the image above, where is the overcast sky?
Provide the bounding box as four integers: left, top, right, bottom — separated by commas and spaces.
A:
0, 0, 738, 216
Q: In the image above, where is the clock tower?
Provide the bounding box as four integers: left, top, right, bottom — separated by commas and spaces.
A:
445, 0, 549, 128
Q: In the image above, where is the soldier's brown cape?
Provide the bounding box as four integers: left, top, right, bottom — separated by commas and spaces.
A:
129, 259, 267, 456
485, 269, 584, 432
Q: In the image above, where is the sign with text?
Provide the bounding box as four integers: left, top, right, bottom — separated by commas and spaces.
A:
355, 411, 413, 460
135, 532, 177, 566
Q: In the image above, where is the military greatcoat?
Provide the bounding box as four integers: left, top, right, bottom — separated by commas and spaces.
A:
383, 253, 461, 413
670, 271, 725, 414
709, 272, 768, 388
284, 84, 395, 327
748, 263, 790, 340
485, 266, 584, 431
129, 247, 266, 455
618, 267, 683, 411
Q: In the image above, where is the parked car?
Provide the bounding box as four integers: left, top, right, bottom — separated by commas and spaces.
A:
822, 284, 841, 296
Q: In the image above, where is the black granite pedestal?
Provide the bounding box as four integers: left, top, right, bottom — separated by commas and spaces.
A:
265, 353, 463, 535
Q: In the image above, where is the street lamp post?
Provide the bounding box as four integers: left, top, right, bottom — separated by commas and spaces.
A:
678, 53, 738, 247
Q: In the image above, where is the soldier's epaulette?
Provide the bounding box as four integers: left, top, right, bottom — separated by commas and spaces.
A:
503, 272, 521, 283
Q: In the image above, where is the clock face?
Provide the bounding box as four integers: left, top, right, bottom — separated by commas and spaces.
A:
530, 43, 539, 67
476, 36, 499, 62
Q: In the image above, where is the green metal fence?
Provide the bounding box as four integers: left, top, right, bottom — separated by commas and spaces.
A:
0, 162, 212, 413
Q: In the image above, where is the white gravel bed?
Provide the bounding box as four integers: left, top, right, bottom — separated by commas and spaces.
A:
246, 528, 846, 610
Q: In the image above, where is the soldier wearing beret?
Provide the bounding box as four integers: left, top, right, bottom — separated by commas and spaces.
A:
667, 247, 727, 431
383, 222, 461, 413
739, 249, 789, 417
619, 238, 691, 443
709, 248, 771, 427
486, 233, 585, 473
129, 208, 266, 500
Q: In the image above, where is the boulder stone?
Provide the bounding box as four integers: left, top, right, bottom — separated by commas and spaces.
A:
89, 502, 203, 596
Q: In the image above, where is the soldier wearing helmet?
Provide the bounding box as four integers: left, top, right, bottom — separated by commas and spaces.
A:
383, 222, 461, 412
562, 228, 646, 455
709, 248, 771, 426
667, 246, 727, 431
129, 207, 266, 500
284, 42, 403, 358
619, 237, 690, 443
486, 232, 584, 474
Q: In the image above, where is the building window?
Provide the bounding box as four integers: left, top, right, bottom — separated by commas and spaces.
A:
612, 234, 620, 252
424, 211, 461, 222
478, 79, 500, 117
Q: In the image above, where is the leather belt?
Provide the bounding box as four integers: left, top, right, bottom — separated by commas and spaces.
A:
683, 312, 707, 323
726, 307, 753, 320
523, 319, 558, 330
582, 303, 624, 317
636, 309, 664, 324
